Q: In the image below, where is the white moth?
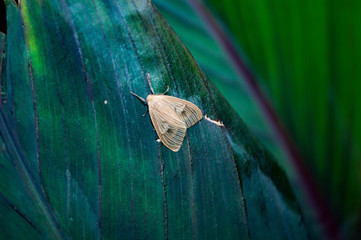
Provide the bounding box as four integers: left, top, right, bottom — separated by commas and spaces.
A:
130, 73, 203, 152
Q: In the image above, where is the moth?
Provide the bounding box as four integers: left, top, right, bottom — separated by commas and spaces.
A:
130, 73, 203, 152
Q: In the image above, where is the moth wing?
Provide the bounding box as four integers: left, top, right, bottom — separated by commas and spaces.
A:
148, 103, 187, 152
159, 95, 203, 128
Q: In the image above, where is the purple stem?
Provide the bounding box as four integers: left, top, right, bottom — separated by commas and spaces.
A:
188, 0, 339, 239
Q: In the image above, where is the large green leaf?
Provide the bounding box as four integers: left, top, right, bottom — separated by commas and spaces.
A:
1, 0, 312, 239
195, 0, 361, 238
151, 0, 361, 238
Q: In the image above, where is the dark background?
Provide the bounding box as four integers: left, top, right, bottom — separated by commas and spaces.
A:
1, 1, 6, 34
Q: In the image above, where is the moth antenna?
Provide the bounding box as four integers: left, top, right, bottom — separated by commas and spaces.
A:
161, 86, 169, 95
142, 109, 148, 117
147, 73, 155, 94
204, 114, 224, 127
130, 91, 147, 105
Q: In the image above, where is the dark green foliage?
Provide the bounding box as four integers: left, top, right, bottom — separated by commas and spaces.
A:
203, 0, 361, 237
0, 0, 312, 239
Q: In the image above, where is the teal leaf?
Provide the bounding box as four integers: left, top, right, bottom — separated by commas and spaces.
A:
1, 0, 311, 239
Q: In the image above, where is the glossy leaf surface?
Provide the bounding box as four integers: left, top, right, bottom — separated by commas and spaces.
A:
1, 0, 310, 239
199, 0, 361, 237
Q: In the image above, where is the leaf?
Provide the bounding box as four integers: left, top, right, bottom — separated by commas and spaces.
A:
1, 0, 310, 239
176, 0, 360, 238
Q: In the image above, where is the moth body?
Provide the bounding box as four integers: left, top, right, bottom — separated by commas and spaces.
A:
131, 74, 203, 152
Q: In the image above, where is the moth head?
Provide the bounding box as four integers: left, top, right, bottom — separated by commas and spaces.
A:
146, 94, 155, 103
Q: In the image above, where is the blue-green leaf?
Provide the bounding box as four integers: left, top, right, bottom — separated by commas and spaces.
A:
0, 0, 311, 239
